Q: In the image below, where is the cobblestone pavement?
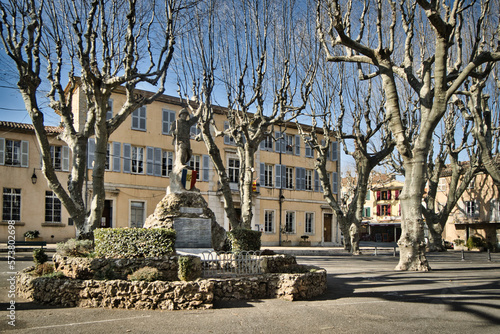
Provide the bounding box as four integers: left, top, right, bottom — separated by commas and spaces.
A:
1, 250, 499, 334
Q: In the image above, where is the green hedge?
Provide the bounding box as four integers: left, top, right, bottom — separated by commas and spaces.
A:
94, 228, 176, 258
227, 229, 262, 251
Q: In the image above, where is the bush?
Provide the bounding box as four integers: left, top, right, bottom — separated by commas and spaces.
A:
56, 239, 94, 257
178, 256, 202, 281
33, 248, 48, 265
453, 239, 465, 246
227, 229, 262, 251
128, 267, 161, 282
33, 263, 54, 276
94, 228, 176, 258
467, 236, 485, 250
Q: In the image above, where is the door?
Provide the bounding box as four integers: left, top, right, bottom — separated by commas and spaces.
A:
130, 201, 145, 228
324, 213, 332, 242
100, 200, 112, 228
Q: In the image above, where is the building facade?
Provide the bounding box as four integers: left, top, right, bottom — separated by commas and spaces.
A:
1, 87, 340, 246
436, 173, 500, 248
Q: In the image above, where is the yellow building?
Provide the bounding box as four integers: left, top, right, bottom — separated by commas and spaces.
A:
1, 86, 340, 246
436, 172, 500, 248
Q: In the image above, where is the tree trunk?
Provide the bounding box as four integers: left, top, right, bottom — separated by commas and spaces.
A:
338, 216, 352, 252
239, 147, 256, 230
426, 220, 445, 252
396, 159, 430, 271
349, 221, 361, 255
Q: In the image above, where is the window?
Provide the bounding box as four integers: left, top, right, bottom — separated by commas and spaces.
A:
131, 146, 144, 174
305, 137, 313, 158
377, 190, 392, 200
45, 191, 61, 223
162, 151, 174, 177
262, 164, 273, 187
305, 169, 313, 191
1, 139, 28, 167
468, 179, 475, 189
189, 155, 201, 180
285, 166, 293, 189
50, 146, 62, 170
264, 210, 274, 233
224, 122, 236, 145
363, 207, 371, 218
285, 211, 295, 233
3, 188, 21, 221
162, 109, 176, 135
437, 178, 447, 192
131, 106, 146, 131
190, 125, 201, 138
366, 191, 371, 200
130, 201, 145, 228
465, 200, 479, 218
377, 204, 391, 216
305, 212, 314, 234
285, 134, 294, 154
228, 158, 240, 183
260, 135, 273, 151
106, 99, 113, 120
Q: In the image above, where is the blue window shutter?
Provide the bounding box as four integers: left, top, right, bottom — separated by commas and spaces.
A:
224, 122, 230, 145
106, 99, 113, 120
146, 147, 154, 175
282, 165, 286, 188
314, 170, 319, 192
140, 106, 146, 130
203, 155, 210, 181
275, 164, 282, 189
123, 143, 131, 173
260, 139, 265, 150
332, 172, 338, 194
154, 148, 162, 176
162, 109, 169, 134
0, 138, 4, 165
332, 142, 338, 161
21, 140, 29, 167
295, 135, 300, 156
62, 146, 70, 171
131, 110, 139, 129
260, 163, 265, 186
113, 142, 121, 172
88, 138, 95, 170
295, 167, 301, 190
275, 131, 281, 152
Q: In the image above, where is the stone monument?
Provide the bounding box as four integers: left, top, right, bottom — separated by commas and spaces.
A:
144, 108, 226, 250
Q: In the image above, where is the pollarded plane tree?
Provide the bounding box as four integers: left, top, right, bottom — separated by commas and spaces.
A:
176, 0, 316, 230
0, 0, 184, 237
297, 58, 394, 254
317, 0, 500, 270
422, 105, 481, 252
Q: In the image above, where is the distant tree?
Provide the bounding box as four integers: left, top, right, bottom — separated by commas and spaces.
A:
0, 0, 184, 237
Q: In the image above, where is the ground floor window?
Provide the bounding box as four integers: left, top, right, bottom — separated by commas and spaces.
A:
2, 188, 21, 221
130, 201, 145, 228
305, 212, 314, 234
264, 210, 274, 233
45, 191, 61, 223
285, 211, 295, 233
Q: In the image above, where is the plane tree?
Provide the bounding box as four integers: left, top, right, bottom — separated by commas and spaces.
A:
0, 0, 184, 237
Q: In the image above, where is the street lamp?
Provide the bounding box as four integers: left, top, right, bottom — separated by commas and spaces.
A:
31, 168, 37, 184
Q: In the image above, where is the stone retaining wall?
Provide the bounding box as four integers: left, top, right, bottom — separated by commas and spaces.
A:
16, 267, 327, 310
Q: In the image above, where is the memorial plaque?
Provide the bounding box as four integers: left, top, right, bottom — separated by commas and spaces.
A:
173, 217, 212, 248
180, 207, 204, 215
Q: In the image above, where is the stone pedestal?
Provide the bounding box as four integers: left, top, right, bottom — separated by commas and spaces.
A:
144, 191, 226, 250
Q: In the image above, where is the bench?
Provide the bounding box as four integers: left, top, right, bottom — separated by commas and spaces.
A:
14, 241, 47, 249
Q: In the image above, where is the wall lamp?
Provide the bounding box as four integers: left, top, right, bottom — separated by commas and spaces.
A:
31, 168, 38, 184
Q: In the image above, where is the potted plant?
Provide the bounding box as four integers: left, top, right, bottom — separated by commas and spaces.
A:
280, 228, 292, 246
24, 230, 42, 241
299, 235, 311, 247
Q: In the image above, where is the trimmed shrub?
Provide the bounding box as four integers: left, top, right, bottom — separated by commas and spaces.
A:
467, 236, 485, 250
128, 267, 161, 282
178, 256, 202, 281
33, 263, 54, 276
227, 229, 262, 251
94, 228, 176, 258
33, 248, 48, 265
56, 239, 94, 257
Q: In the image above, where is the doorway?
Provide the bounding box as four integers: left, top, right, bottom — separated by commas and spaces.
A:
324, 213, 332, 243
100, 200, 113, 228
